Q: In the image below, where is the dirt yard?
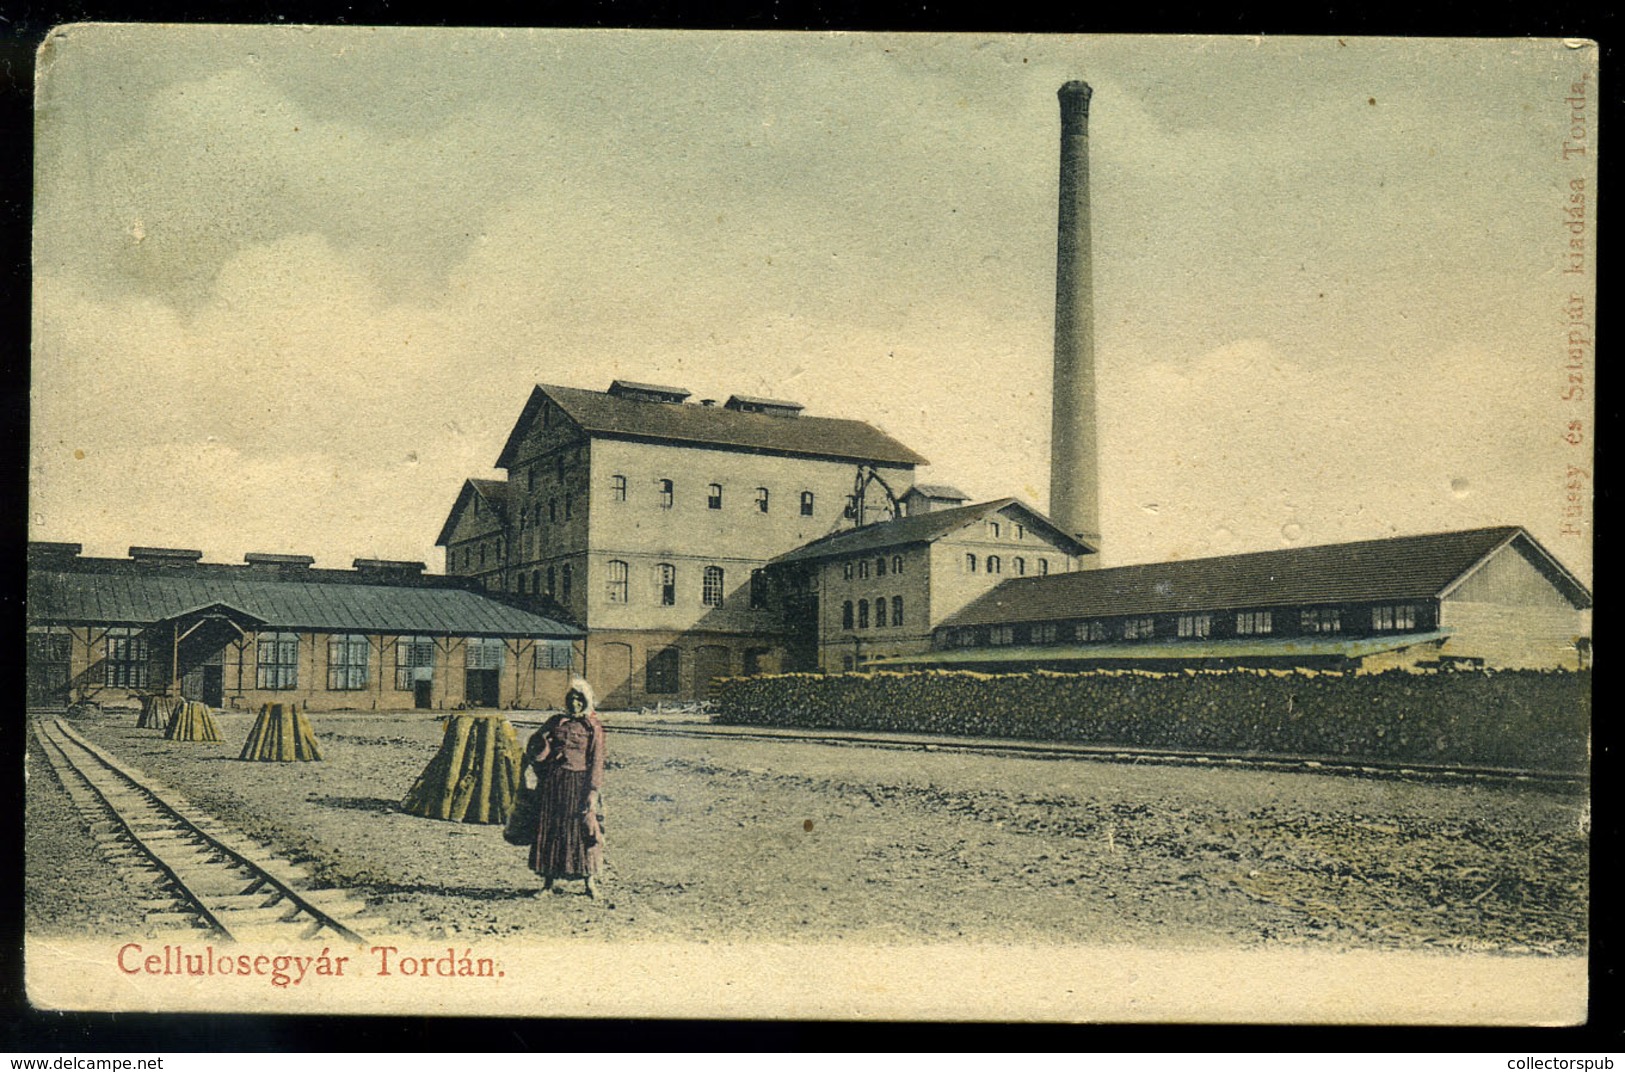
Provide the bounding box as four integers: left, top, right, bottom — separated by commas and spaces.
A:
28, 709, 1588, 954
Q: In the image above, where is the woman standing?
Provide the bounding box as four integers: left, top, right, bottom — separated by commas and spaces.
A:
528, 677, 606, 897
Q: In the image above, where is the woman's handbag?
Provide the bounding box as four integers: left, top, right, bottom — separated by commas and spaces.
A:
503, 767, 542, 846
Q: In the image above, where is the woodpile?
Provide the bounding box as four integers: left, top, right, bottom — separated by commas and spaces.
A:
401, 713, 522, 824
163, 699, 223, 742
239, 702, 324, 762
136, 694, 168, 729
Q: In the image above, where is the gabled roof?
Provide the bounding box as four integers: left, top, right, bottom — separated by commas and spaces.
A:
495, 384, 930, 469
771, 499, 1093, 567
942, 526, 1591, 629
28, 568, 581, 638
903, 484, 970, 502
434, 478, 510, 547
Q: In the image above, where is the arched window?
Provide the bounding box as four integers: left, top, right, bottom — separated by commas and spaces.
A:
1037, 558, 1049, 576
858, 560, 870, 579
987, 555, 1002, 575
479, 543, 486, 568
875, 598, 888, 627
989, 521, 1001, 538
532, 569, 541, 594
561, 563, 573, 602
658, 479, 674, 509
891, 595, 903, 626
546, 566, 555, 595
800, 491, 815, 516
843, 561, 854, 580
842, 601, 854, 629
857, 599, 870, 629
658, 563, 676, 606
891, 555, 903, 574
1013, 557, 1026, 576
610, 474, 627, 502
965, 553, 977, 573
876, 556, 887, 577
702, 566, 725, 607
548, 498, 558, 523
518, 573, 529, 595
756, 487, 770, 513
708, 483, 723, 510
606, 560, 628, 603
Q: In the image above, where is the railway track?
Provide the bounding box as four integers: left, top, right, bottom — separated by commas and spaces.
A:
33, 717, 373, 943
522, 717, 1588, 788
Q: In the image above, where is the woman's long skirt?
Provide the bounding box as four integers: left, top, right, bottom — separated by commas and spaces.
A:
529, 767, 601, 879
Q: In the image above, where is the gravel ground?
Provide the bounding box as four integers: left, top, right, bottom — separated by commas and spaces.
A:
33, 709, 1588, 953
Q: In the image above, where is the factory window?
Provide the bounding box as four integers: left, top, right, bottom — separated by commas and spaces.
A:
891, 595, 903, 626
545, 566, 556, 596
646, 648, 680, 694
465, 638, 505, 671
548, 498, 558, 523
394, 636, 436, 690
532, 569, 541, 595
795, 492, 812, 517
871, 556, 884, 577
989, 625, 1015, 646
256, 631, 300, 690
858, 560, 870, 580
965, 553, 978, 573
1038, 558, 1050, 575
103, 628, 149, 688
518, 573, 529, 595
857, 600, 870, 629
875, 598, 888, 628
749, 569, 768, 609
658, 563, 676, 606
1033, 622, 1058, 644
479, 543, 487, 568
1300, 608, 1342, 634
1371, 604, 1420, 631
842, 601, 854, 629
702, 566, 725, 607
1235, 610, 1273, 635
1177, 614, 1213, 639
535, 640, 574, 671
1013, 557, 1026, 576
892, 555, 903, 574
564, 494, 573, 520
708, 483, 724, 510
989, 521, 1001, 539
607, 560, 630, 603
1121, 617, 1155, 641
1015, 525, 1025, 541
326, 638, 370, 690
843, 561, 854, 580
561, 563, 573, 603
756, 487, 770, 513
987, 555, 1002, 575
658, 479, 674, 509
610, 474, 627, 502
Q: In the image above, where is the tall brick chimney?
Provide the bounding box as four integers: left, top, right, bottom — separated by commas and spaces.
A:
1049, 80, 1102, 553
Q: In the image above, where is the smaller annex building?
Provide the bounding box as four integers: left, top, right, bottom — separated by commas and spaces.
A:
27, 542, 583, 712
898, 526, 1590, 673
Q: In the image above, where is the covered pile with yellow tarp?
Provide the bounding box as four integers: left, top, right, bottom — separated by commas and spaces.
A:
238, 702, 323, 762
163, 699, 223, 742
401, 712, 522, 824
136, 694, 168, 729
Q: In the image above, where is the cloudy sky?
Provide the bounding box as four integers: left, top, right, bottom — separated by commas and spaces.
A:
31, 28, 1595, 581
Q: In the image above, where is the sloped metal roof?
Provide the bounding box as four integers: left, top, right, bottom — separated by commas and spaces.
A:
942, 526, 1590, 628
771, 499, 1093, 566
495, 384, 930, 468
874, 631, 1452, 667
28, 569, 581, 638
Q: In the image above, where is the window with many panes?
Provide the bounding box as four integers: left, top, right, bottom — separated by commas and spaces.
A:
708, 484, 723, 510
104, 628, 149, 688
800, 491, 815, 516
702, 566, 725, 607
646, 648, 680, 694
1235, 610, 1273, 635
327, 634, 370, 690
1300, 607, 1342, 634
989, 625, 1015, 645
1033, 622, 1058, 644
257, 631, 300, 690
395, 636, 435, 690
1371, 604, 1419, 631
1076, 621, 1107, 642
535, 640, 574, 670
1121, 617, 1155, 640
1177, 614, 1212, 639
611, 474, 627, 501
658, 563, 676, 606
606, 560, 629, 603
465, 638, 505, 670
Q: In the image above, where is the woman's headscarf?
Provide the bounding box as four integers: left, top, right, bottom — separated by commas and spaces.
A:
565, 676, 597, 714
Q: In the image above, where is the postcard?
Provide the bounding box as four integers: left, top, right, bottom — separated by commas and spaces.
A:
26, 27, 1594, 1022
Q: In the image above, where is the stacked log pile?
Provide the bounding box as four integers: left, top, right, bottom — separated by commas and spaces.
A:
401, 713, 522, 824
163, 699, 223, 743
136, 694, 168, 729
239, 702, 324, 762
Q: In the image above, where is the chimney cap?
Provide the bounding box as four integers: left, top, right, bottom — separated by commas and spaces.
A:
1058, 80, 1093, 131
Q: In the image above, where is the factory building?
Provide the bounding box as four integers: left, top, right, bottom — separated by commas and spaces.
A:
436, 379, 928, 707
26, 542, 582, 712
908, 526, 1591, 673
